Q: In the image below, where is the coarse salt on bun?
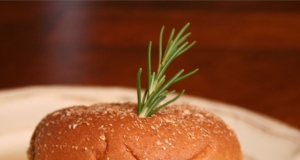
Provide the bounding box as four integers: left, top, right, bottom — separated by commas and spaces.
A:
28, 102, 242, 160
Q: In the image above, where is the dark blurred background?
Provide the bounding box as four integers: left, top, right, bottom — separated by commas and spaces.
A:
0, 1, 300, 129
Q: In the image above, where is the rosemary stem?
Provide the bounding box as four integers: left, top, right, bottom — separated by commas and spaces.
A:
137, 23, 197, 117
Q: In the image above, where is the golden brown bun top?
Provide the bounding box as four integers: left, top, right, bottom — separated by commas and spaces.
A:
28, 102, 242, 160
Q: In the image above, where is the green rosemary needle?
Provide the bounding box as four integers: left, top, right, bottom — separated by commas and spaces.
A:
136, 23, 198, 118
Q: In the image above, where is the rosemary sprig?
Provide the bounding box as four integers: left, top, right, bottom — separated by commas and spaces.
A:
136, 23, 198, 118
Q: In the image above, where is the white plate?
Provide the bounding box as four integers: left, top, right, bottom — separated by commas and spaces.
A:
0, 86, 300, 160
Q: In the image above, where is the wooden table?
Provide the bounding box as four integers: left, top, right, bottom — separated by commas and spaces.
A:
1, 1, 300, 130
